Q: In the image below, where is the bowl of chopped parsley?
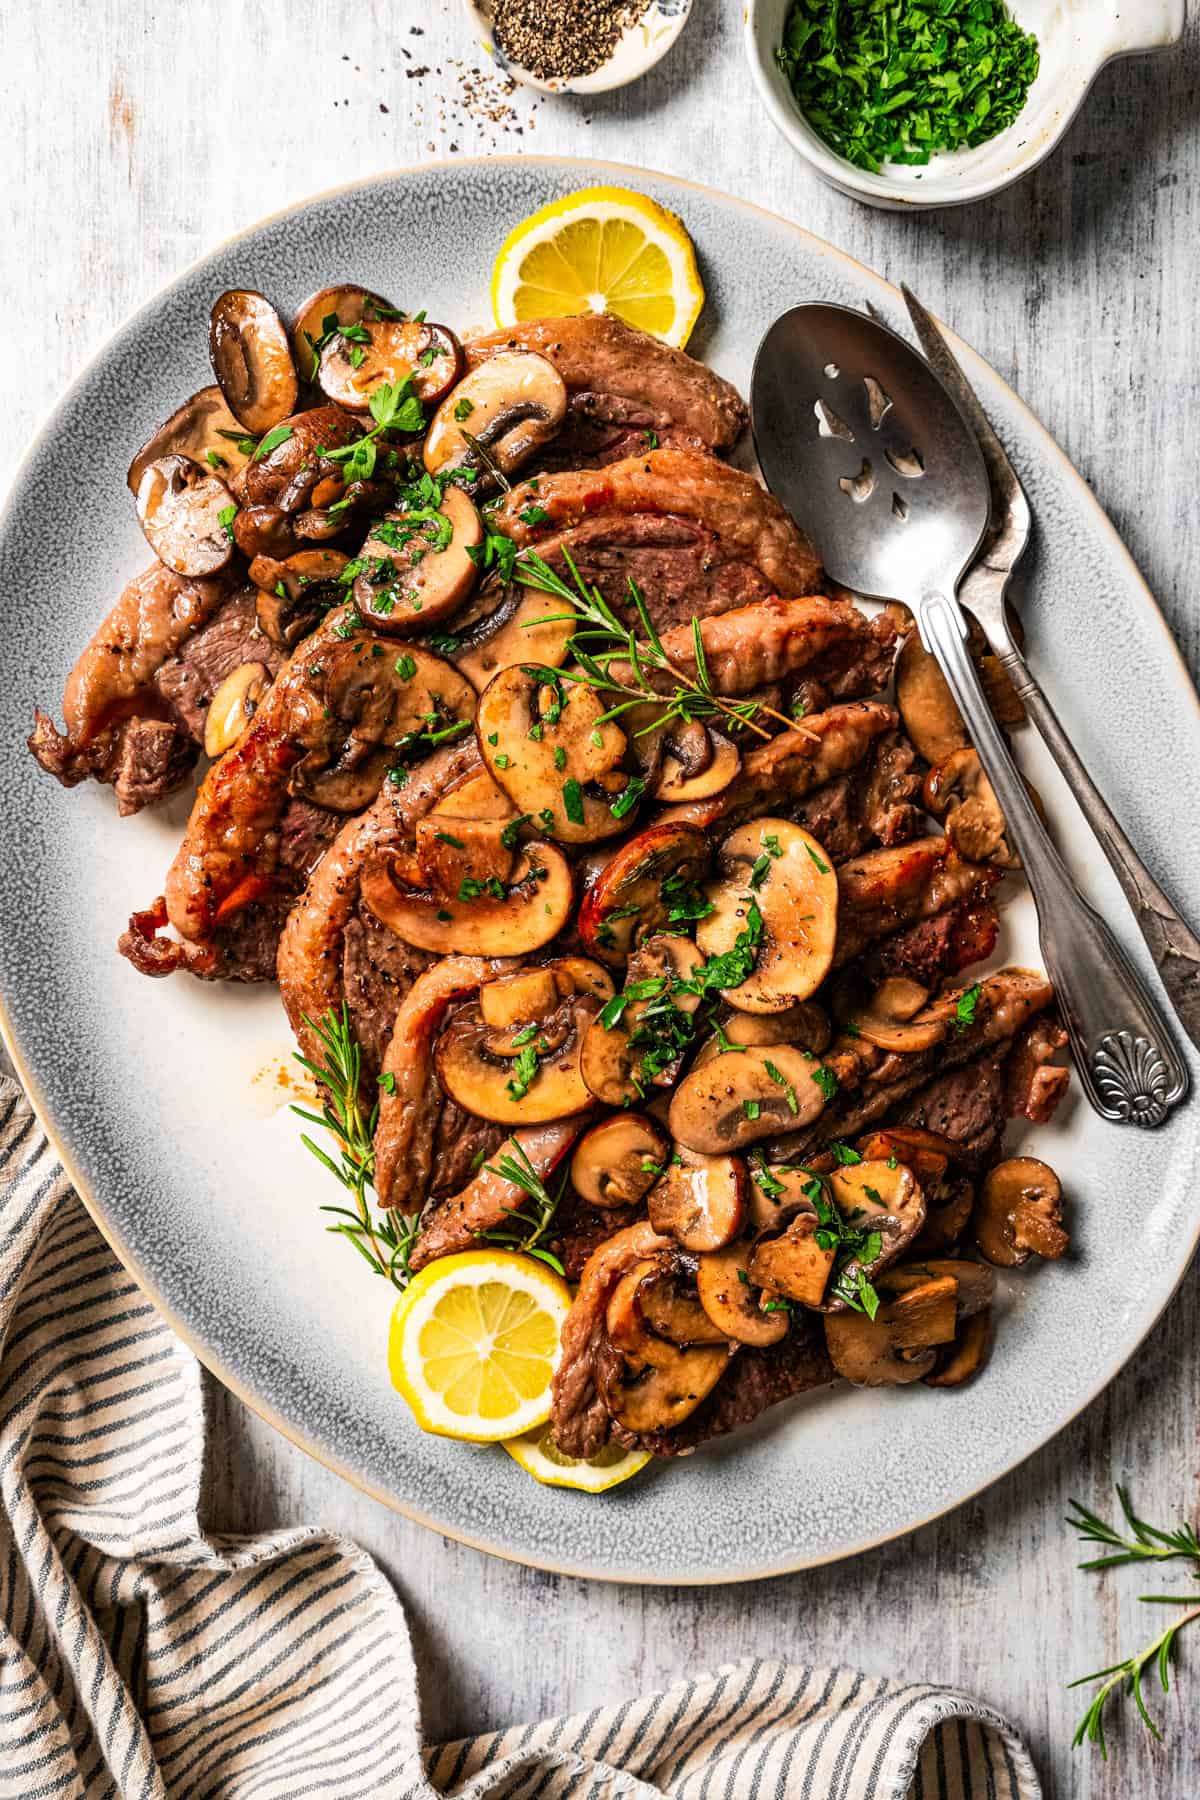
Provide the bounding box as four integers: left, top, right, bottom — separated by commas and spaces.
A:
745, 0, 1186, 208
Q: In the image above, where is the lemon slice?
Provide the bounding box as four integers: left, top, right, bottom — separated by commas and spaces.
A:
491, 185, 705, 350
503, 1421, 651, 1493
388, 1250, 571, 1442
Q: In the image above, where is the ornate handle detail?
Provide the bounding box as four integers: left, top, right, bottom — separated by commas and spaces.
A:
917, 591, 1189, 1129
996, 641, 1200, 1056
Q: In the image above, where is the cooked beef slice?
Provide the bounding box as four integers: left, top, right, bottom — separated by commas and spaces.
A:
342, 907, 434, 1075
155, 586, 284, 744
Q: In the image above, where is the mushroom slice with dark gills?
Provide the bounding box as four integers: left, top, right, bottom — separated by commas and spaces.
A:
361, 837, 573, 958
352, 486, 483, 633
290, 284, 400, 384
578, 821, 711, 966
974, 1157, 1069, 1267
696, 818, 839, 1013
570, 1113, 671, 1209
250, 548, 350, 649
228, 405, 386, 561
448, 580, 576, 691
606, 1257, 731, 1348
319, 319, 461, 412
696, 1241, 790, 1347
749, 1161, 926, 1315
580, 934, 706, 1107
597, 1261, 734, 1437
477, 662, 640, 844
924, 747, 1045, 871
433, 958, 612, 1125
209, 290, 300, 436
424, 353, 568, 485
135, 454, 237, 578
669, 1043, 832, 1155
689, 1002, 833, 1073
127, 385, 254, 494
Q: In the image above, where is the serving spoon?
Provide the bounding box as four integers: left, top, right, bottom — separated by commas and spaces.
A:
751, 303, 1188, 1129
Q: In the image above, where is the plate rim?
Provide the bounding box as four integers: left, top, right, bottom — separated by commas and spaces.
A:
3, 153, 1198, 1586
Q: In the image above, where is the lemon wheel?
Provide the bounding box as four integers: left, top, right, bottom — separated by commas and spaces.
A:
503, 1421, 651, 1493
388, 1251, 572, 1442
491, 185, 705, 350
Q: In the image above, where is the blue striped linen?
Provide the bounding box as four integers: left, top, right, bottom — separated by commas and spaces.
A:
0, 1077, 1042, 1799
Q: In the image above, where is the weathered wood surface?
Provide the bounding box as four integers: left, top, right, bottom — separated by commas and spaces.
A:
2, 3, 1198, 1792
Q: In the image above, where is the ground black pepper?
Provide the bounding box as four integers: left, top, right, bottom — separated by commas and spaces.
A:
492, 0, 652, 81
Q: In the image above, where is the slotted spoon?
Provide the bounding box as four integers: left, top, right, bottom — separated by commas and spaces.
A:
752, 303, 1187, 1128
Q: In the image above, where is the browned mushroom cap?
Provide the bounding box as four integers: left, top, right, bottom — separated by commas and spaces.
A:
605, 1257, 730, 1349
352, 487, 483, 633
818, 1161, 928, 1312
477, 663, 636, 844
449, 582, 575, 691
580, 935, 706, 1106
319, 319, 461, 412
204, 661, 270, 760
823, 1272, 958, 1386
361, 839, 572, 956
290, 285, 400, 383
696, 818, 839, 1013
854, 1125, 957, 1183
696, 1241, 790, 1346
646, 1150, 748, 1253
409, 767, 518, 896
250, 548, 350, 648
846, 977, 949, 1053
290, 639, 476, 811
924, 1310, 992, 1387
570, 1113, 670, 1208
743, 1162, 822, 1234
127, 386, 254, 494
433, 956, 611, 1125
878, 1257, 995, 1320
895, 621, 1025, 764
748, 1211, 835, 1310
652, 731, 741, 804
668, 1044, 831, 1155
135, 454, 235, 577
691, 1002, 833, 1074
597, 1334, 732, 1435
210, 291, 300, 436
578, 822, 711, 966
974, 1157, 1068, 1267
424, 352, 568, 482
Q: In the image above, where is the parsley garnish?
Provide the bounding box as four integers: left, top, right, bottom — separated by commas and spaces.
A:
253, 424, 294, 462
955, 983, 983, 1030
561, 778, 585, 825
812, 1065, 839, 1102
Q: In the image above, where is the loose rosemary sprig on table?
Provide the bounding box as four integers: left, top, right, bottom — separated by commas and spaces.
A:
480, 1138, 569, 1276
1067, 1487, 1200, 1758
513, 548, 814, 745
292, 1005, 419, 1291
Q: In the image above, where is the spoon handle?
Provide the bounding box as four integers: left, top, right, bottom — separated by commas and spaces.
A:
916, 591, 1189, 1128
993, 639, 1200, 1055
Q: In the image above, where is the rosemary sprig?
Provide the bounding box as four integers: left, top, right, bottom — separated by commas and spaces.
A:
513, 549, 814, 745
480, 1138, 569, 1276
1068, 1487, 1200, 1757
292, 1005, 419, 1291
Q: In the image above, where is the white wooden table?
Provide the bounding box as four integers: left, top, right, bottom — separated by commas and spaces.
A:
3, 4, 1198, 1792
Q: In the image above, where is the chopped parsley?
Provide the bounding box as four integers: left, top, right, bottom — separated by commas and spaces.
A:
764, 1060, 800, 1114
394, 654, 417, 681
609, 777, 646, 822
458, 875, 505, 902
252, 424, 294, 462
805, 842, 831, 874
955, 983, 983, 1030
561, 778, 585, 825
812, 1065, 840, 1102
453, 396, 475, 421
433, 831, 465, 849
506, 1039, 543, 1103
217, 503, 238, 543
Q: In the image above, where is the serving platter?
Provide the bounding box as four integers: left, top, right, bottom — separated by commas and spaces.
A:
2, 157, 1197, 1584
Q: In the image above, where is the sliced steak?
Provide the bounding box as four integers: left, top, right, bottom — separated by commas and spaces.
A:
833, 839, 996, 969
791, 729, 926, 865
118, 893, 285, 983
892, 1052, 1010, 1170
492, 449, 822, 631
651, 595, 896, 699
1003, 1012, 1070, 1123
862, 889, 1001, 989
622, 1317, 835, 1457
465, 314, 747, 462
155, 586, 284, 744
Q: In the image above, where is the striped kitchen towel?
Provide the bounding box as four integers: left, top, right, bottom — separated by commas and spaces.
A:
0, 1075, 1042, 1800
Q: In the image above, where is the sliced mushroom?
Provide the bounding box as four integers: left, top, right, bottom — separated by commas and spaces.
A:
319, 319, 461, 412
878, 1258, 996, 1321
925, 1310, 992, 1388
250, 548, 349, 647
477, 663, 636, 845
290, 639, 476, 812
923, 747, 1042, 870
646, 1151, 748, 1253
823, 1272, 958, 1387
605, 1258, 670, 1352
209, 290, 299, 436
696, 819, 839, 1013
895, 623, 1025, 766
579, 935, 706, 1106
570, 1113, 670, 1208
818, 1161, 928, 1310
748, 1212, 835, 1311
974, 1158, 1068, 1267
696, 1241, 790, 1346
433, 957, 611, 1125
854, 1125, 957, 1185
692, 1002, 833, 1071
410, 771, 518, 896
638, 1262, 732, 1346
479, 967, 560, 1031
290, 284, 399, 383
653, 732, 741, 803
352, 487, 483, 633
597, 1336, 732, 1435
424, 352, 568, 482
881, 1275, 960, 1349
668, 1044, 831, 1155
744, 1162, 821, 1234
909, 1177, 975, 1254
204, 661, 270, 759
578, 822, 711, 966
135, 454, 235, 577
361, 839, 572, 956
127, 385, 253, 494
450, 582, 575, 690
845, 977, 949, 1054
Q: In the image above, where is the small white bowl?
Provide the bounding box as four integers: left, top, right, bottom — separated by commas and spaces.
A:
465, 0, 693, 96
745, 0, 1186, 209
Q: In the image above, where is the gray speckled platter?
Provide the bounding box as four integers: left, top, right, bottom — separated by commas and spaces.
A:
2, 159, 1198, 1584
